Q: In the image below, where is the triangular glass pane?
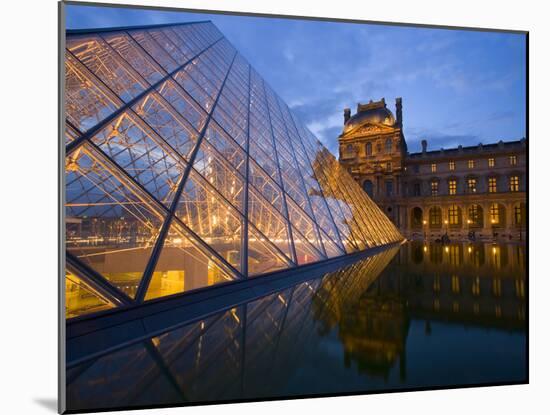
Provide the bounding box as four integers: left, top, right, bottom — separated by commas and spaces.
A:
91, 110, 186, 208
202, 120, 246, 176
248, 226, 293, 277
65, 52, 121, 133
247, 189, 293, 263
66, 270, 115, 319
248, 160, 284, 212
132, 91, 199, 160
145, 220, 236, 301
155, 78, 207, 132
128, 30, 178, 73
318, 228, 345, 258
67, 34, 148, 103
192, 140, 245, 214
248, 136, 281, 186
174, 169, 243, 274
66, 144, 166, 299
103, 31, 166, 85
286, 198, 324, 257
291, 226, 325, 266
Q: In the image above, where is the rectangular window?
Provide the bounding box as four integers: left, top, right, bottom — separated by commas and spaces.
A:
386, 180, 393, 197
490, 203, 500, 225
413, 165, 419, 173
488, 158, 495, 167
448, 179, 457, 195
514, 205, 523, 225
467, 178, 477, 193
386, 161, 392, 172
488, 177, 497, 193
449, 205, 459, 225
468, 205, 481, 227
509, 175, 519, 192
431, 180, 438, 196
431, 163, 437, 172
468, 160, 475, 169
366, 142, 372, 155
509, 155, 517, 166
449, 161, 455, 171
413, 183, 421, 196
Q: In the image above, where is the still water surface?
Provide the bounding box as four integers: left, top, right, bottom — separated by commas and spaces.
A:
67, 242, 526, 411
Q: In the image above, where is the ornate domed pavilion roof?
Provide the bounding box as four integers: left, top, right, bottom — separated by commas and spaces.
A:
342, 99, 396, 135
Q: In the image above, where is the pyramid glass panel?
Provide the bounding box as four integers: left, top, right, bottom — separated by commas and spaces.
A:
65, 21, 402, 319
174, 169, 243, 274
65, 270, 115, 319
145, 220, 236, 300
65, 144, 166, 299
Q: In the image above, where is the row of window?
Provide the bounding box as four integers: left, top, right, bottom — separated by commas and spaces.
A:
421, 175, 520, 196
425, 155, 517, 173
343, 138, 396, 157
413, 203, 525, 227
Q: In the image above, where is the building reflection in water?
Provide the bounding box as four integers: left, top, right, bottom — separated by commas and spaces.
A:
66, 242, 526, 412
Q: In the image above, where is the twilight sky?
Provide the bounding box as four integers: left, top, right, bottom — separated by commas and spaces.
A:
66, 4, 526, 154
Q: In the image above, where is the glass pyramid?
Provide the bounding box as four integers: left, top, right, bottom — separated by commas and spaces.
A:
64, 21, 403, 319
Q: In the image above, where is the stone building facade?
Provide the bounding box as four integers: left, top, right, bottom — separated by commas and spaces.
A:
338, 98, 527, 242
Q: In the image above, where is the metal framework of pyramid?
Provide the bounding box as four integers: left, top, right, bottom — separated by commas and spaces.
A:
64, 21, 403, 320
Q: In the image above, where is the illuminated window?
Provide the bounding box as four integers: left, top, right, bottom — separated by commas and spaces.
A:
490, 203, 500, 225
468, 205, 482, 227
488, 158, 495, 167
448, 205, 459, 225
467, 178, 477, 193
431, 180, 439, 196
449, 161, 455, 171
488, 177, 497, 193
514, 204, 525, 226
431, 163, 437, 172
468, 159, 475, 169
509, 175, 519, 192
448, 179, 457, 195
509, 155, 517, 166
366, 142, 372, 155
386, 138, 392, 153
429, 207, 442, 227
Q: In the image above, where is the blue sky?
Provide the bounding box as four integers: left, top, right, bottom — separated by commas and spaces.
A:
66, 4, 526, 154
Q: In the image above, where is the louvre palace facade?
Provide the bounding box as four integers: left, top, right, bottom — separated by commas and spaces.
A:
338, 98, 527, 241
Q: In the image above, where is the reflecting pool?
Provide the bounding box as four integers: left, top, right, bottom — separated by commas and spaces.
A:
66, 242, 526, 411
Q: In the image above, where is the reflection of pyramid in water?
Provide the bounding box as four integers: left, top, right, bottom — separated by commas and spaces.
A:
64, 21, 403, 318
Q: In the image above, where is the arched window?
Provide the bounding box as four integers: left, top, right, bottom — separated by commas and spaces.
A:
514, 203, 526, 227
363, 180, 373, 198
411, 207, 423, 228
468, 205, 484, 228
429, 206, 442, 228
385, 138, 392, 153
366, 142, 372, 155
490, 203, 506, 227
448, 205, 461, 227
